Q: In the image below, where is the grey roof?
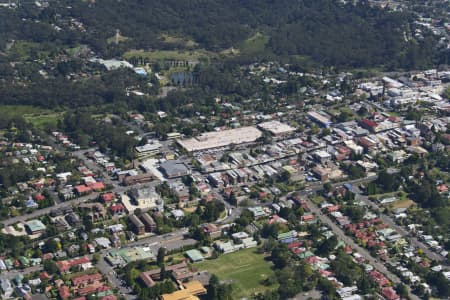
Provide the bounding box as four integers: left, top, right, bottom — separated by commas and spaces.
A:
129, 214, 144, 227
141, 213, 156, 225
160, 160, 190, 177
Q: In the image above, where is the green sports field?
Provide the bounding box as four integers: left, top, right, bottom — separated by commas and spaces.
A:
193, 248, 277, 299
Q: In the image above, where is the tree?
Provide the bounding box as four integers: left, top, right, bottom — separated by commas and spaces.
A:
207, 274, 232, 300
358, 274, 374, 294
405, 108, 423, 121
444, 86, 450, 99
227, 192, 237, 206
367, 182, 377, 195
157, 247, 166, 267
92, 253, 100, 264
376, 171, 400, 193
396, 283, 409, 299
201, 200, 225, 222
427, 272, 450, 298
43, 260, 58, 274
44, 238, 59, 253
317, 236, 338, 256
271, 244, 290, 269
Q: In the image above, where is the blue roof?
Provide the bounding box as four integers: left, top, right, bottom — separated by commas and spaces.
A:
25, 199, 38, 208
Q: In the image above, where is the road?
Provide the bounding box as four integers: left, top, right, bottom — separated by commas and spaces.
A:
2, 227, 196, 300
1, 183, 132, 226
355, 193, 449, 267
71, 149, 115, 186
304, 198, 420, 300
2, 192, 100, 226
96, 227, 195, 300
1, 265, 43, 280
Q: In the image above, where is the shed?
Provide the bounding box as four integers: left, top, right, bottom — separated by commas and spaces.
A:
185, 249, 204, 263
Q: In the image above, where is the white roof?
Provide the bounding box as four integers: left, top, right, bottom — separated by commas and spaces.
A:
177, 126, 262, 152
135, 141, 162, 153
258, 121, 296, 135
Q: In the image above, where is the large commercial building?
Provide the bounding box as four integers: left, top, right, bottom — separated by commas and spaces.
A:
258, 121, 296, 137
159, 160, 191, 178
135, 141, 162, 158
307, 111, 332, 128
177, 126, 262, 152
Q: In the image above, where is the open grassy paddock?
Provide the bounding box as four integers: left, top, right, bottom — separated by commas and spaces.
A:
239, 32, 269, 56
1, 105, 62, 130
123, 49, 215, 62
193, 248, 277, 299
391, 198, 416, 209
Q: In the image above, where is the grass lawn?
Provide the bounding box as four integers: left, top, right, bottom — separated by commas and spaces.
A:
1, 105, 62, 130
123, 49, 215, 62
193, 248, 277, 299
239, 32, 269, 55
25, 113, 61, 129
391, 199, 416, 209
159, 34, 199, 49
1, 105, 52, 116
7, 40, 51, 61
311, 195, 325, 205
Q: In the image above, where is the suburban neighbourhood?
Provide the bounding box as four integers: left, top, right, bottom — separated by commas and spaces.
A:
0, 0, 450, 300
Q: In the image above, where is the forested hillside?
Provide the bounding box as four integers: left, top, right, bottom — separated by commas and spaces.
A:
0, 0, 440, 69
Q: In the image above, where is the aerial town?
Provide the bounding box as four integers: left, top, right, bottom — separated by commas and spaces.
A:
1, 63, 450, 299
1, 0, 450, 300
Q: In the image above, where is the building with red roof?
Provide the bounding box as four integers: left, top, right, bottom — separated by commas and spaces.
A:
89, 181, 105, 191
40, 272, 51, 280
72, 273, 103, 287
34, 193, 45, 201
75, 185, 92, 195
110, 204, 125, 215
56, 256, 91, 273
382, 287, 400, 300
101, 192, 115, 203
59, 285, 71, 300
344, 245, 352, 254
369, 270, 390, 287
301, 214, 315, 222
360, 119, 379, 132
78, 285, 99, 296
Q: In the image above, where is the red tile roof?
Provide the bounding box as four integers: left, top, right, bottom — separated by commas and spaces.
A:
59, 285, 71, 299
72, 273, 103, 286
89, 181, 105, 191
382, 287, 400, 300
361, 119, 379, 128
56, 256, 91, 272
101, 192, 115, 202
110, 204, 125, 213
75, 185, 92, 194
34, 193, 45, 201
